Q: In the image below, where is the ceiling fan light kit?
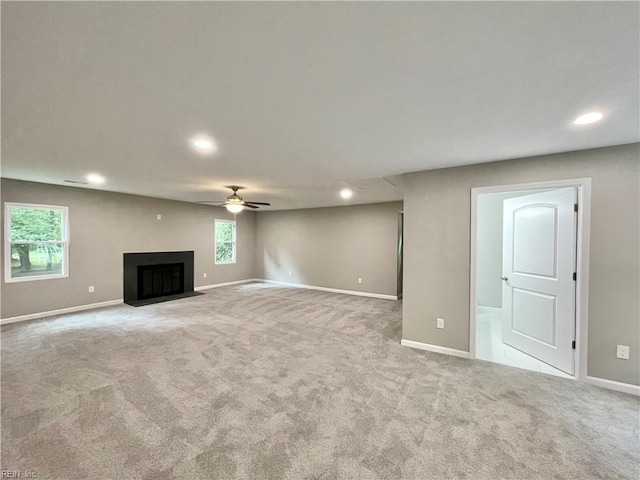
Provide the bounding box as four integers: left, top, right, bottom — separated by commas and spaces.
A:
225, 204, 244, 213
198, 186, 270, 213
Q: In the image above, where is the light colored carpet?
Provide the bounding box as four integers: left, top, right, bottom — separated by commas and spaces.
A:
1, 282, 638, 479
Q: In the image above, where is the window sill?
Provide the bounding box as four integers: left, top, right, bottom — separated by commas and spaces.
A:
5, 273, 69, 283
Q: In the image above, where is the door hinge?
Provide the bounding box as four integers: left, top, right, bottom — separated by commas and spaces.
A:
574, 203, 578, 213
572, 341, 576, 350
572, 272, 577, 281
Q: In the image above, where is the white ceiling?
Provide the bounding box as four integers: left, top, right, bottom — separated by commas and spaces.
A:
2, 2, 638, 210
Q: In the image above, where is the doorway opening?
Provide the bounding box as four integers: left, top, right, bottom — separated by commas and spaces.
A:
470, 179, 591, 381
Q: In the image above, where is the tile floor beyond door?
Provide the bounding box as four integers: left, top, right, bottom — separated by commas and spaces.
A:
476, 307, 573, 379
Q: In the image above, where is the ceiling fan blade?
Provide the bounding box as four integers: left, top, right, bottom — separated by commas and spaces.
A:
242, 203, 259, 209
244, 201, 271, 206
196, 200, 226, 204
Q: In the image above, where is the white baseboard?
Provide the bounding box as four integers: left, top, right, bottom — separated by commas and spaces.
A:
477, 305, 502, 316
401, 339, 470, 359
258, 279, 397, 300
586, 376, 640, 396
1, 299, 124, 326
195, 278, 260, 291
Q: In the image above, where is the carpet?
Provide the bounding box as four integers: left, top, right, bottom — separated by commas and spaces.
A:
1, 282, 638, 479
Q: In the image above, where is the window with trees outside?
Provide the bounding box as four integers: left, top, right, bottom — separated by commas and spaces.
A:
215, 219, 236, 264
4, 203, 69, 282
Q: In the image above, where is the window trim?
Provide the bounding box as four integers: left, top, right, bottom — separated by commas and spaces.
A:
214, 219, 236, 265
4, 202, 70, 283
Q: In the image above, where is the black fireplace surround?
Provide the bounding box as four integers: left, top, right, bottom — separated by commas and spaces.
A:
123, 251, 199, 306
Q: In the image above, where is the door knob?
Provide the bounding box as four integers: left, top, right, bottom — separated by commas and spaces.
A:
501, 276, 508, 281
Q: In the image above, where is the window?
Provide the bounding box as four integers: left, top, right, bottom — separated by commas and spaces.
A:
4, 203, 69, 282
215, 219, 236, 264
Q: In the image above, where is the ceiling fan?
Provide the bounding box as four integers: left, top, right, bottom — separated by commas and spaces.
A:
198, 186, 270, 213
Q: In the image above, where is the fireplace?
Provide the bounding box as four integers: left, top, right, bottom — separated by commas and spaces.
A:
123, 251, 201, 306
138, 263, 184, 300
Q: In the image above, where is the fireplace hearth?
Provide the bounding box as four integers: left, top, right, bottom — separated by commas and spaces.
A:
123, 251, 202, 306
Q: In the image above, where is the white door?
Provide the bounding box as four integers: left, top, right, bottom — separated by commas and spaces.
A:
502, 188, 577, 374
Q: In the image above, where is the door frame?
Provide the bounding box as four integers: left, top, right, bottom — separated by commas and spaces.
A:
397, 211, 404, 299
469, 178, 592, 381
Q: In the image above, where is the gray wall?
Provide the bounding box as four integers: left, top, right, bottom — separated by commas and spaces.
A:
476, 193, 506, 308
255, 202, 403, 297
1, 179, 256, 318
402, 143, 640, 385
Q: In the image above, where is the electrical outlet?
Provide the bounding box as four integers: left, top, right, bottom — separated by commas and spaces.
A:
157, 214, 162, 220
616, 345, 630, 360
88, 286, 95, 293
358, 278, 363, 284
437, 318, 445, 329
203, 273, 207, 278
289, 271, 292, 276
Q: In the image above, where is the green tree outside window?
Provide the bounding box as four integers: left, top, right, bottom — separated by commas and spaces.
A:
215, 220, 236, 263
7, 204, 67, 280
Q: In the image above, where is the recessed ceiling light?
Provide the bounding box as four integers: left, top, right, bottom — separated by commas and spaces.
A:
340, 188, 353, 200
574, 112, 603, 125
86, 173, 106, 184
194, 140, 213, 149
191, 137, 217, 152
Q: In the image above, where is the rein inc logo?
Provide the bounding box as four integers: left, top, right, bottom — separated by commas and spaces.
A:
1, 471, 37, 478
